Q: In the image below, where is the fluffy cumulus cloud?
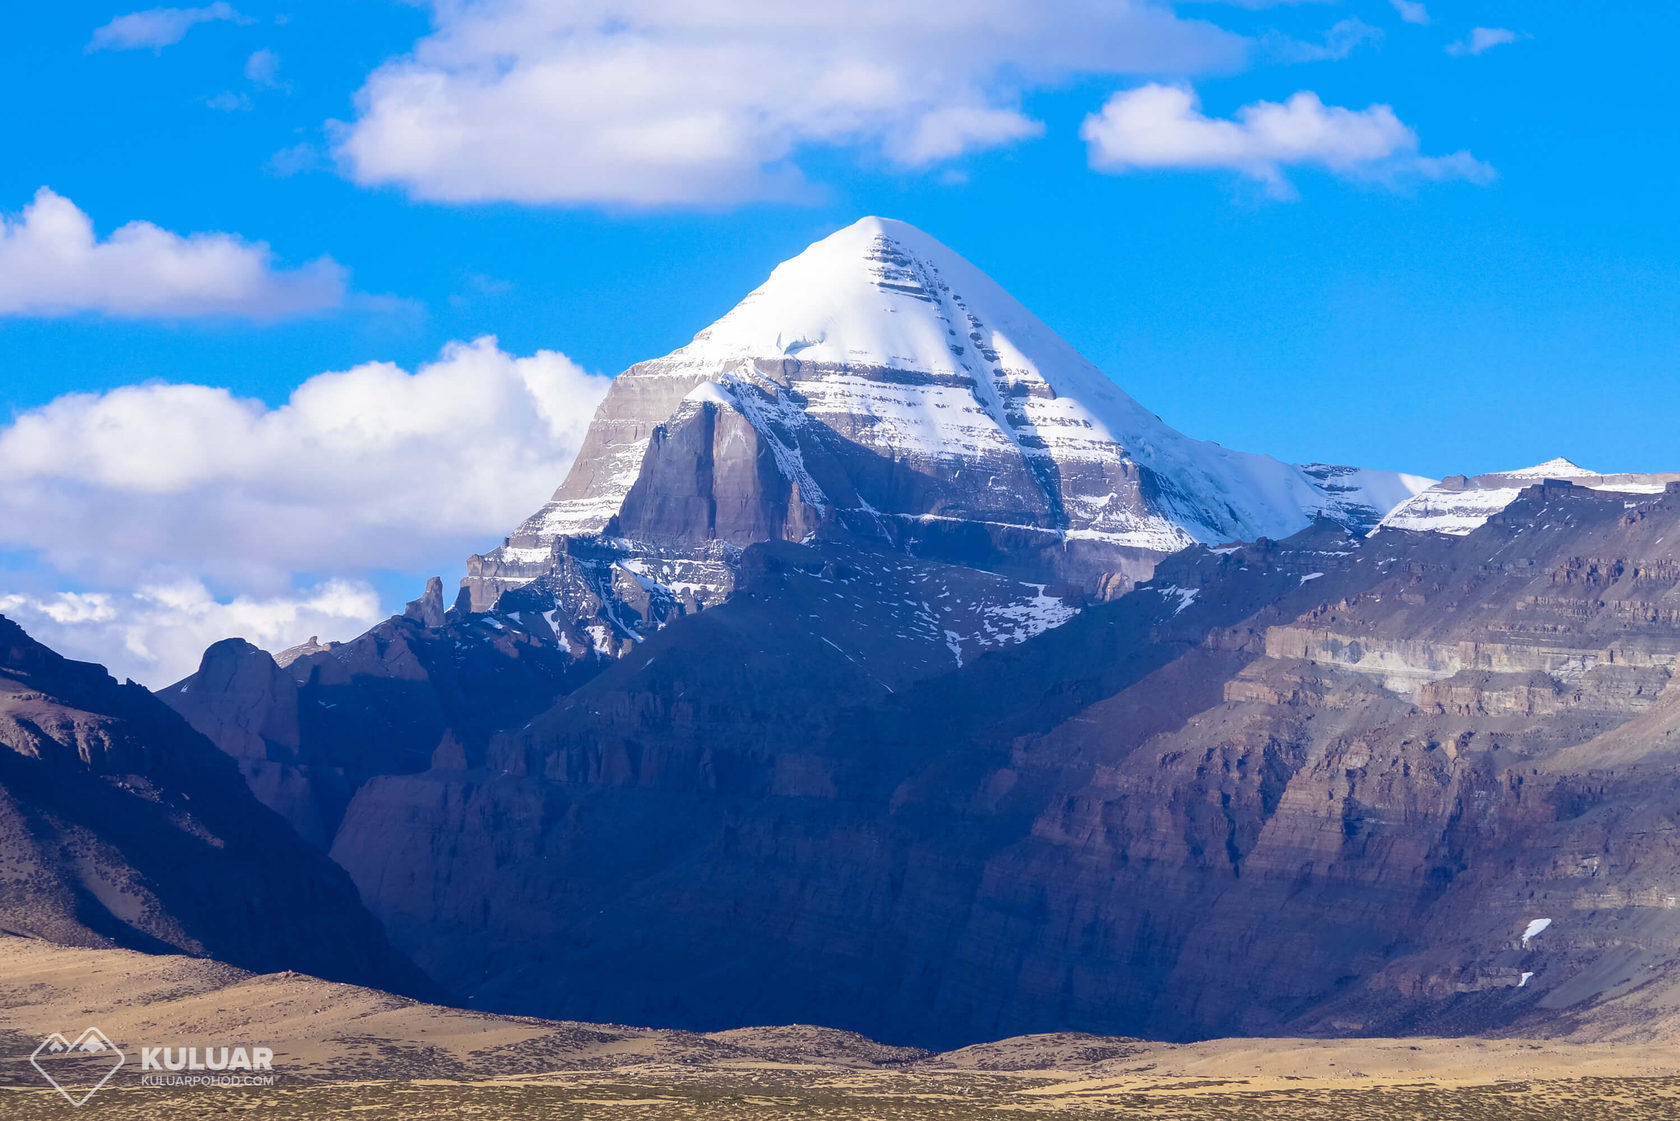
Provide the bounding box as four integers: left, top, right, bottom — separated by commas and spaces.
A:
1447, 27, 1522, 57
0, 336, 610, 585
334, 0, 1246, 205
87, 3, 245, 52
0, 581, 382, 687
0, 188, 345, 319
1080, 84, 1493, 197
0, 338, 612, 683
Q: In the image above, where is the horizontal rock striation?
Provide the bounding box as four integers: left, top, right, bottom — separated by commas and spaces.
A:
316, 484, 1680, 1046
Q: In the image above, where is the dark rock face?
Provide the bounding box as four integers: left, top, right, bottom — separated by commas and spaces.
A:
326, 526, 1334, 1044
311, 485, 1680, 1047
0, 616, 429, 997
617, 399, 822, 547
160, 607, 596, 848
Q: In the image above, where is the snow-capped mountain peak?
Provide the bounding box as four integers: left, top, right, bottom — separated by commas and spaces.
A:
505, 218, 1427, 556
1503, 457, 1596, 479
463, 217, 1434, 647
1380, 458, 1680, 536
682, 216, 1101, 386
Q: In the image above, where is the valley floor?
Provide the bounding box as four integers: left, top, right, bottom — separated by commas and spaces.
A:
1, 936, 1677, 1119
6, 1072, 1680, 1119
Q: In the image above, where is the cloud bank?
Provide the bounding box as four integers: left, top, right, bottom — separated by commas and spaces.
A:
0, 336, 610, 585
0, 188, 345, 319
334, 0, 1247, 205
1, 581, 382, 688
1081, 84, 1493, 197
0, 337, 612, 683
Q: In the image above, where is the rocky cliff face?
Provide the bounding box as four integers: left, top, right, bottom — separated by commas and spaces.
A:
160, 583, 595, 847
313, 481, 1680, 1046
463, 217, 1430, 648
0, 616, 429, 996
969, 482, 1680, 1040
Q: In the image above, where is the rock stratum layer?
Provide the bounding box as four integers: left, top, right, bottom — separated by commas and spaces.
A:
164, 479, 1680, 1048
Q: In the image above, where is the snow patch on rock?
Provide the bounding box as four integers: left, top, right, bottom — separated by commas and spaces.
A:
1380, 460, 1680, 536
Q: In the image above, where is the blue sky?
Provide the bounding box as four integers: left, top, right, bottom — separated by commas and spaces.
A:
3, 0, 1678, 681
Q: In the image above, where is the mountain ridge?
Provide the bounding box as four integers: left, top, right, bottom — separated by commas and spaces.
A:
1380, 457, 1680, 535
463, 217, 1431, 650
0, 615, 431, 998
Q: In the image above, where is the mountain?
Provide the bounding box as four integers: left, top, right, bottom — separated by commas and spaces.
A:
463, 217, 1430, 648
158, 577, 591, 848
1379, 457, 1680, 535
322, 479, 1680, 1046
168, 221, 1680, 1050
0, 616, 429, 996
160, 217, 1434, 866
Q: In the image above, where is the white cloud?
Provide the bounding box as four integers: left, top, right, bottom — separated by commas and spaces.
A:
1267, 17, 1383, 64
0, 188, 345, 319
88, 3, 245, 52
0, 580, 382, 687
1447, 27, 1522, 57
885, 106, 1047, 166
244, 47, 284, 88
267, 142, 324, 176
1388, 0, 1429, 27
333, 0, 1246, 206
0, 337, 612, 595
0, 336, 612, 683
206, 90, 252, 112
1081, 84, 1493, 198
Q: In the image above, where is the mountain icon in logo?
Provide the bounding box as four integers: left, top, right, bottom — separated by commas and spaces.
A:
30, 1027, 125, 1106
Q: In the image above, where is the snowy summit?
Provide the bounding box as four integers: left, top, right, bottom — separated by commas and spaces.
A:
498, 217, 1430, 567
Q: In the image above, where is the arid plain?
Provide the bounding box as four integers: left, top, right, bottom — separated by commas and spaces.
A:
2, 936, 1678, 1119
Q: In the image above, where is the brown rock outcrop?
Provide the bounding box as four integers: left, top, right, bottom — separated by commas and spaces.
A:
0, 615, 430, 997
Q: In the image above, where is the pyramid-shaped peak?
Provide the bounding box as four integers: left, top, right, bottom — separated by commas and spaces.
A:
1504, 457, 1597, 479
680, 216, 1111, 394
779, 215, 958, 267
466, 213, 1439, 630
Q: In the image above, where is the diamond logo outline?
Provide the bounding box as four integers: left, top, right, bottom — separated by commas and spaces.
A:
30, 1027, 126, 1107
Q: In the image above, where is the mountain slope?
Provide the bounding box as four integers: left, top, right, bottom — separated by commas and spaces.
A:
464, 217, 1431, 638
0, 615, 430, 996
159, 579, 594, 848
1380, 458, 1679, 535
325, 481, 1680, 1046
